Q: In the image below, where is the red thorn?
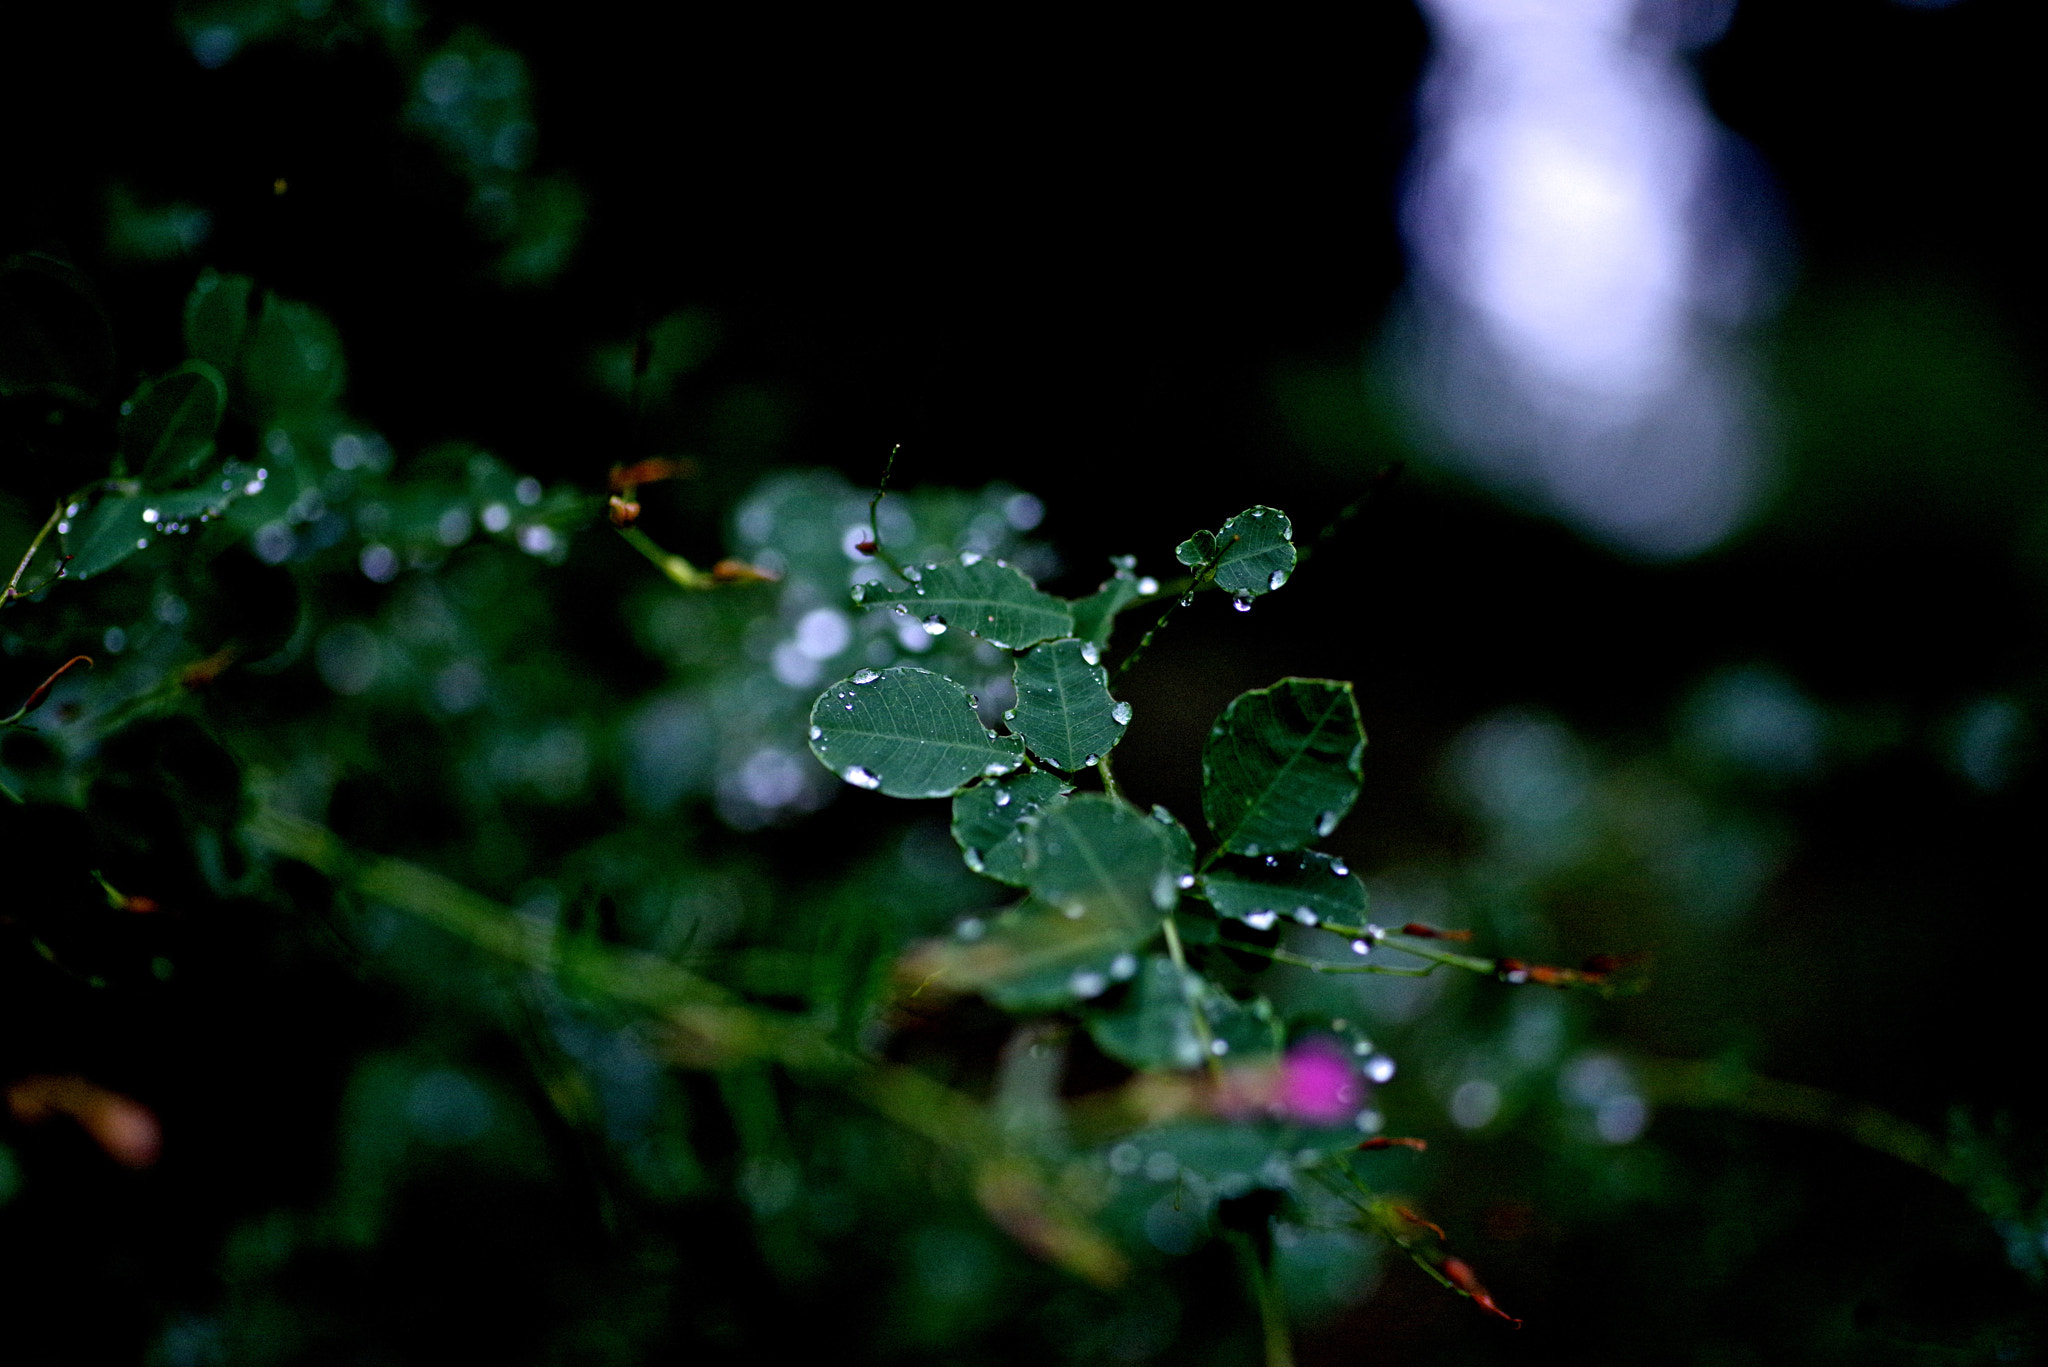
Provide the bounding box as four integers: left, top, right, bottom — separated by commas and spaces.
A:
1394, 1205, 1446, 1241
1400, 922, 1474, 942
853, 538, 877, 556
608, 457, 695, 492
19, 655, 92, 716
1442, 1256, 1521, 1328
1357, 1136, 1428, 1152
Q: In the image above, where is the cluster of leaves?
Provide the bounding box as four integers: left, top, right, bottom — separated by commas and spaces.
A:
803, 501, 1624, 1332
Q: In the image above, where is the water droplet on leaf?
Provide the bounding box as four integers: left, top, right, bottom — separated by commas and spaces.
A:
1245, 911, 1277, 931
1232, 593, 1252, 613
808, 725, 823, 740
1316, 810, 1340, 837
842, 765, 882, 790
851, 668, 880, 684
921, 615, 947, 635
1176, 874, 1195, 889
960, 551, 983, 566
1112, 701, 1133, 725
1293, 908, 1319, 926
1080, 642, 1100, 666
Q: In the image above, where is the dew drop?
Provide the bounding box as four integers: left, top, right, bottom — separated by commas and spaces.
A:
136, 537, 150, 549
1244, 911, 1277, 931
1176, 874, 1196, 889
1293, 907, 1320, 926
1264, 855, 1278, 867
1232, 593, 1252, 613
1137, 576, 1158, 595
1069, 969, 1108, 999
142, 507, 160, 524
892, 604, 910, 616
1350, 939, 1371, 956
55, 521, 67, 535
1251, 508, 1264, 519
1179, 593, 1194, 607
902, 565, 922, 582
1083, 755, 1099, 768
1268, 569, 1289, 591
994, 790, 1012, 807
1330, 860, 1350, 877
1363, 1054, 1396, 1084
842, 765, 882, 790
851, 668, 880, 684
1112, 701, 1133, 725
984, 759, 1017, 776
1209, 1039, 1231, 1056
808, 725, 824, 741
850, 584, 868, 604
1003, 709, 1017, 721
921, 614, 947, 635
963, 848, 986, 873
1316, 810, 1340, 837
1080, 642, 1101, 666
960, 551, 983, 566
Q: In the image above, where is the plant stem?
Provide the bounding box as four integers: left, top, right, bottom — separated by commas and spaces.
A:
1229, 1229, 1295, 1367
1160, 912, 1224, 1080
616, 525, 713, 590
863, 444, 910, 579
2, 504, 62, 607
1095, 750, 1123, 803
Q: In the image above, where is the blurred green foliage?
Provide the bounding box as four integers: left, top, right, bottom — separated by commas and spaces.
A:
4, 5, 2047, 1366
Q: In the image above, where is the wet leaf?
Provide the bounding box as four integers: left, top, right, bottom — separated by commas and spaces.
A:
1200, 851, 1367, 928
1070, 562, 1147, 647
855, 559, 1072, 650
951, 769, 1071, 885
182, 269, 253, 375
1022, 794, 1188, 926
121, 361, 226, 486
1209, 506, 1296, 599
1202, 679, 1364, 855
1087, 956, 1281, 1070
63, 481, 242, 581
240, 293, 345, 419
807, 666, 1024, 798
1009, 638, 1126, 772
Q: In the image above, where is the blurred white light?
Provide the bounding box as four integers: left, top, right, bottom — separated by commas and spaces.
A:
1450, 1077, 1502, 1129
793, 607, 851, 661
252, 522, 295, 565
771, 641, 822, 689
1396, 0, 1775, 558
359, 543, 400, 583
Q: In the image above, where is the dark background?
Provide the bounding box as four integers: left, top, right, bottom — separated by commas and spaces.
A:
4, 0, 2045, 1362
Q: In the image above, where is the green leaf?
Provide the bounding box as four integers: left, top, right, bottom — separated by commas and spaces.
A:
1149, 804, 1197, 874
1202, 679, 1365, 856
914, 896, 1149, 1012
1210, 506, 1296, 599
182, 269, 253, 375
62, 480, 243, 581
240, 293, 345, 419
1070, 560, 1154, 647
1199, 851, 1366, 929
1022, 794, 1188, 927
1008, 639, 1129, 772
121, 361, 226, 486
1175, 529, 1216, 568
1087, 957, 1282, 1070
952, 769, 1072, 885
855, 557, 1072, 650
808, 667, 1024, 798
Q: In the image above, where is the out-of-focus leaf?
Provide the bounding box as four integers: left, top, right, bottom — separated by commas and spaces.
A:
1149, 804, 1197, 875
1200, 851, 1366, 929
1202, 679, 1364, 856
1009, 639, 1127, 772
854, 558, 1072, 651
240, 293, 345, 419
1087, 956, 1281, 1070
121, 361, 226, 486
808, 667, 1023, 798
1021, 794, 1186, 926
952, 769, 1071, 885
910, 895, 1148, 1012
182, 268, 253, 375
0, 254, 115, 402
1070, 560, 1148, 647
1174, 529, 1216, 568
